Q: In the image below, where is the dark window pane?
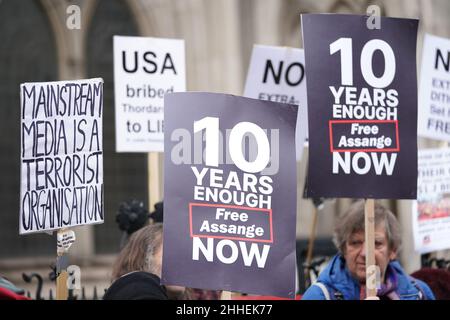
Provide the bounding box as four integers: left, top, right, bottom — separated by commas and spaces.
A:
87, 0, 148, 254
0, 0, 57, 257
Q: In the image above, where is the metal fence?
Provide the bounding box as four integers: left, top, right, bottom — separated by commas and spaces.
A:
22, 270, 106, 300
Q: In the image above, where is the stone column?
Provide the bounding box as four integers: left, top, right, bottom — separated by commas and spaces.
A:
40, 0, 98, 262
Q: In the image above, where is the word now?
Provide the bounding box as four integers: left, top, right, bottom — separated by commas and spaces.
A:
192, 237, 270, 268
333, 152, 397, 175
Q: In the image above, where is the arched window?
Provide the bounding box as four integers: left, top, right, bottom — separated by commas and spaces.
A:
87, 0, 147, 253
0, 0, 58, 257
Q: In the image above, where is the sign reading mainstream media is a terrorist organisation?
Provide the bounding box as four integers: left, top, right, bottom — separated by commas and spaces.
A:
20, 78, 104, 234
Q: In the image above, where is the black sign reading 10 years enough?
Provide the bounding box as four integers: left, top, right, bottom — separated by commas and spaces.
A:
302, 14, 418, 199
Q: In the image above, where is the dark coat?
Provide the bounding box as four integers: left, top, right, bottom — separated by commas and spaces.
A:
302, 255, 435, 300
103, 271, 168, 300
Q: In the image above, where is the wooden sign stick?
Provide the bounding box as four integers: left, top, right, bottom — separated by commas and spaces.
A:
221, 291, 232, 300
305, 205, 319, 283
364, 199, 377, 299
56, 269, 68, 300
56, 229, 68, 300
148, 152, 162, 213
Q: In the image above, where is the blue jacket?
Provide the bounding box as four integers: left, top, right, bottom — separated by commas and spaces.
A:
302, 255, 435, 300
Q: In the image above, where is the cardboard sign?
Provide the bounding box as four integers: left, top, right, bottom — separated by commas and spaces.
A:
413, 148, 450, 253
418, 34, 450, 141
302, 14, 418, 199
244, 45, 308, 160
113, 36, 186, 152
162, 92, 297, 298
20, 78, 104, 234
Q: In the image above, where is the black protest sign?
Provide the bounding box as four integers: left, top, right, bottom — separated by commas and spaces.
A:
20, 78, 104, 234
302, 14, 418, 199
162, 92, 297, 298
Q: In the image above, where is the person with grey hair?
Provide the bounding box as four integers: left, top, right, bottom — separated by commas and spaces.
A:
104, 223, 185, 300
302, 200, 435, 300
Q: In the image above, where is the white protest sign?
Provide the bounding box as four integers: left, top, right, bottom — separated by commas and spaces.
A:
57, 229, 76, 254
114, 36, 186, 152
244, 45, 308, 161
413, 148, 450, 253
20, 78, 104, 234
418, 34, 450, 141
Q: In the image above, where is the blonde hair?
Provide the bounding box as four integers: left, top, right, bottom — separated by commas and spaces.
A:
111, 223, 163, 280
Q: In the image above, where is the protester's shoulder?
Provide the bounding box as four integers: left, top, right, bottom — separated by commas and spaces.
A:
391, 261, 436, 300
413, 278, 436, 300
301, 283, 328, 300
103, 271, 168, 300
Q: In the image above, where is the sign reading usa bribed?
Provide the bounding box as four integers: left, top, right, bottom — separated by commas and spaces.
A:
302, 14, 418, 199
162, 92, 297, 298
114, 36, 185, 152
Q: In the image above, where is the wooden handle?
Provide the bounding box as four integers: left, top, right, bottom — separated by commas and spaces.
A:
221, 291, 232, 300
365, 199, 377, 299
56, 228, 70, 300
306, 206, 319, 266
148, 152, 161, 212
56, 271, 68, 300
